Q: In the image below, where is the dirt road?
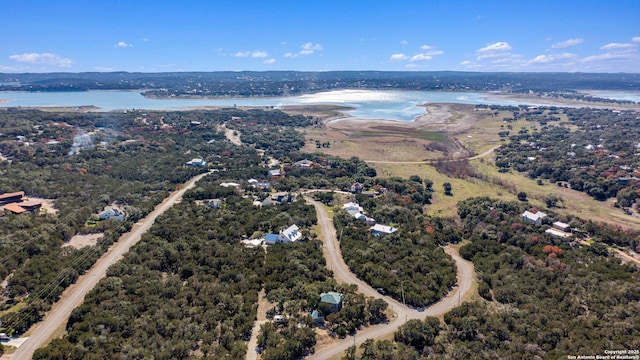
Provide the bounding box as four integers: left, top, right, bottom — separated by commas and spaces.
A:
307, 199, 475, 360
4, 171, 211, 360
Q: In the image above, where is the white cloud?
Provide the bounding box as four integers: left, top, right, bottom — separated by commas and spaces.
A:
400, 40, 408, 45
551, 38, 584, 49
583, 52, 634, 62
633, 37, 640, 43
420, 45, 433, 50
0, 65, 20, 71
285, 42, 324, 58
9, 52, 73, 67
301, 42, 323, 51
410, 54, 433, 62
390, 53, 409, 61
94, 66, 113, 71
477, 42, 511, 53
251, 50, 268, 58
114, 41, 132, 48
460, 60, 473, 65
529, 53, 576, 64
234, 50, 268, 58
424, 49, 444, 56
600, 42, 636, 50
263, 58, 276, 64
477, 52, 508, 61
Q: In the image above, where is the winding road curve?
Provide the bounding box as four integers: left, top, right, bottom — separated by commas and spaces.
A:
306, 198, 475, 360
4, 171, 212, 360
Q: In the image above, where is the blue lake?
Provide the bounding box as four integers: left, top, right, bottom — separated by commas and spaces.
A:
0, 89, 554, 121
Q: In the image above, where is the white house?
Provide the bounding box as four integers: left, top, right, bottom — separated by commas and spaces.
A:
370, 224, 397, 236
522, 210, 544, 225
545, 228, 570, 238
278, 224, 302, 243
186, 158, 207, 167
265, 224, 302, 245
553, 221, 571, 232
343, 202, 364, 215
293, 159, 314, 167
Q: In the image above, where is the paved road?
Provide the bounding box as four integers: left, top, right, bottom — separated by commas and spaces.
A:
306, 199, 475, 360
4, 171, 211, 360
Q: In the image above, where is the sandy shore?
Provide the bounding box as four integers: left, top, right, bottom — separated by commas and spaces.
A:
325, 103, 474, 133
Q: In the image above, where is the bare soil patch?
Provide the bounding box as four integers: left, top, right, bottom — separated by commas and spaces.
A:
63, 233, 103, 249
27, 198, 58, 215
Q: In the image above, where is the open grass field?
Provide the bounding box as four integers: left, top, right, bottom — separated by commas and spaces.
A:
296, 103, 640, 230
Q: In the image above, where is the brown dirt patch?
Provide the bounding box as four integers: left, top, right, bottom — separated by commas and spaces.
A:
63, 233, 103, 249
27, 198, 58, 215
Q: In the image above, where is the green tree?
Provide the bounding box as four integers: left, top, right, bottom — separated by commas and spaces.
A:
517, 191, 528, 201
443, 182, 452, 196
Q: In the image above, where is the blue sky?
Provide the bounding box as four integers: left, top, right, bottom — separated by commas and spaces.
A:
2, 0, 639, 73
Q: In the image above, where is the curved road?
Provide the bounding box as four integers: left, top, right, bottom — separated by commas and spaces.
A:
4, 171, 212, 360
306, 199, 475, 360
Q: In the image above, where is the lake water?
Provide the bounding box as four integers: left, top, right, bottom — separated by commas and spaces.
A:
0, 89, 553, 121
581, 90, 640, 103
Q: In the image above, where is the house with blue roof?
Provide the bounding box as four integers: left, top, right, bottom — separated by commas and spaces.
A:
319, 291, 343, 313
264, 234, 279, 245
264, 224, 302, 245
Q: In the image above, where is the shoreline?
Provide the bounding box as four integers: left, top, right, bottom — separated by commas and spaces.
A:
1, 89, 638, 116
323, 103, 468, 132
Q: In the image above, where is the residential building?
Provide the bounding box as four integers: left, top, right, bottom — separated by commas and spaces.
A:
186, 158, 207, 167
350, 182, 364, 194
370, 224, 398, 236
553, 221, 571, 232
2, 203, 27, 214
0, 191, 25, 205
265, 225, 302, 245
207, 199, 222, 208
264, 234, 280, 245
271, 192, 294, 203
319, 291, 343, 313
277, 224, 301, 243
15, 200, 42, 212
98, 208, 126, 221
241, 239, 263, 248
545, 228, 571, 238
522, 210, 543, 225
293, 159, 314, 167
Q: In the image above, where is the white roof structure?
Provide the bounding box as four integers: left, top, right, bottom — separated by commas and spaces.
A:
545, 228, 570, 238
370, 224, 397, 234
241, 239, 263, 247
522, 210, 541, 222
279, 224, 302, 243
220, 182, 241, 188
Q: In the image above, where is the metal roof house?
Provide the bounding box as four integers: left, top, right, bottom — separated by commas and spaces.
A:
186, 158, 207, 167
319, 291, 343, 313
370, 224, 398, 236
98, 208, 126, 221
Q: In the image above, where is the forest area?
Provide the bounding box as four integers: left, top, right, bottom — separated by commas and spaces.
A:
340, 197, 639, 360
1, 101, 639, 359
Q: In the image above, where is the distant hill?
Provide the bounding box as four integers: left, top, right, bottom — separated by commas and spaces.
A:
1, 71, 639, 97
